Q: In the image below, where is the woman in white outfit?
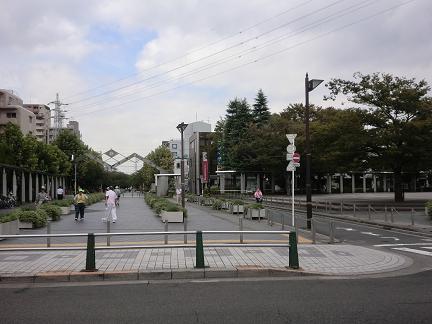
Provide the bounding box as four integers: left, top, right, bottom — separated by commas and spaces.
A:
105, 186, 117, 223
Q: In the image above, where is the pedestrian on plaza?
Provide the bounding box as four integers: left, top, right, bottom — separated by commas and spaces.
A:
254, 187, 263, 203
56, 186, 64, 200
73, 188, 88, 221
176, 187, 182, 204
105, 186, 118, 223
114, 186, 121, 206
36, 186, 50, 206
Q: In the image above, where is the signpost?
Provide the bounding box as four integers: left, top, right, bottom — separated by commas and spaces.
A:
286, 134, 299, 227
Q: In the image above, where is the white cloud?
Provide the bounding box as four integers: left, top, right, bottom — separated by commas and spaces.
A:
1, 0, 431, 172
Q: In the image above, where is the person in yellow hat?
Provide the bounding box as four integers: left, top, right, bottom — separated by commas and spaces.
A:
74, 188, 88, 221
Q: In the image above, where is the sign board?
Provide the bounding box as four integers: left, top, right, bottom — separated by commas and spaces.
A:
202, 152, 208, 183
286, 153, 293, 161
293, 152, 301, 163
286, 162, 296, 172
286, 144, 296, 154
286, 134, 297, 144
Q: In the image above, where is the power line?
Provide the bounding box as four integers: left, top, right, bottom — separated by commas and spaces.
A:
72, 0, 377, 112
64, 0, 315, 101
75, 0, 416, 118
68, 0, 347, 107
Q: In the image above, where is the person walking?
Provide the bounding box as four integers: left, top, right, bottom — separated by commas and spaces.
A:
56, 186, 64, 200
254, 187, 263, 203
105, 186, 118, 223
73, 188, 88, 221
114, 186, 121, 206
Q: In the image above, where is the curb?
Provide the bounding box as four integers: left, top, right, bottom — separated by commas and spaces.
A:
0, 267, 312, 284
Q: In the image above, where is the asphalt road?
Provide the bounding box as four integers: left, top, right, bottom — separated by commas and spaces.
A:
1, 271, 432, 323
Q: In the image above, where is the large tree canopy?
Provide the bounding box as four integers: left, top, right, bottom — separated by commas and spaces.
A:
326, 72, 432, 201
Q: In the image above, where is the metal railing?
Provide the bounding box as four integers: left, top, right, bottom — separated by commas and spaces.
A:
0, 230, 299, 271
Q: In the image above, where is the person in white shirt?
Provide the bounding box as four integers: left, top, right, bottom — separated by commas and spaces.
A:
56, 186, 64, 200
105, 186, 118, 223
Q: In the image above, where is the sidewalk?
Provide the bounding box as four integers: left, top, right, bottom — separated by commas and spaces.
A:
0, 196, 411, 282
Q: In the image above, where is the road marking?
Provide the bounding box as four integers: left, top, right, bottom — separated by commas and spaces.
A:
360, 232, 380, 236
374, 243, 432, 247
392, 247, 432, 257
380, 237, 400, 241
423, 247, 432, 250
336, 227, 355, 231
422, 239, 432, 242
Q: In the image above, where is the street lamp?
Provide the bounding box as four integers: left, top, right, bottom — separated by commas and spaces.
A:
71, 154, 77, 195
305, 73, 323, 229
176, 122, 188, 222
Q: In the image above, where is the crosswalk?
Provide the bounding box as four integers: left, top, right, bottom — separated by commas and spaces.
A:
374, 242, 432, 257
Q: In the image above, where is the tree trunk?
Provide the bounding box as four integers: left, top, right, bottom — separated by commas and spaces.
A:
394, 170, 404, 202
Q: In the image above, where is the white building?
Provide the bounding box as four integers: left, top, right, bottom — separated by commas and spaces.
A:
0, 89, 36, 136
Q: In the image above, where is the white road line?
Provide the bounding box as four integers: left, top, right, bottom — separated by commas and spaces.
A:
336, 227, 355, 231
374, 243, 432, 247
392, 247, 432, 257
361, 232, 380, 236
380, 237, 400, 241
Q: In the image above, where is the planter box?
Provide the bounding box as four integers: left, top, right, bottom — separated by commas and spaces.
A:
247, 208, 267, 219
60, 206, 72, 215
161, 211, 183, 223
201, 198, 213, 206
0, 220, 19, 236
221, 202, 230, 210
19, 221, 33, 229
231, 205, 244, 214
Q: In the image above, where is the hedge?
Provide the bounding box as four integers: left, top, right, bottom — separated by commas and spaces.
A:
0, 212, 18, 223
144, 193, 187, 217
13, 209, 48, 228
40, 204, 62, 221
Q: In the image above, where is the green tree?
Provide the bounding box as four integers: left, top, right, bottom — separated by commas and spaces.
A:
326, 72, 432, 201
223, 98, 252, 169
252, 89, 271, 126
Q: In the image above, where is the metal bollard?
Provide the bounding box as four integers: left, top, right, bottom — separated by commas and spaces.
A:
340, 202, 343, 215
47, 221, 51, 247
184, 220, 187, 244
390, 208, 394, 223
164, 220, 168, 244
329, 221, 335, 244
106, 220, 111, 246
195, 231, 205, 268
311, 219, 316, 244
325, 201, 328, 212
329, 202, 332, 214
289, 232, 299, 269
368, 204, 371, 220
411, 208, 415, 226
353, 203, 356, 217
85, 233, 96, 271
239, 217, 243, 243
384, 206, 388, 222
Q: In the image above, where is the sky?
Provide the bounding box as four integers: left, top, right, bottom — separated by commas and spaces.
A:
1, 0, 431, 173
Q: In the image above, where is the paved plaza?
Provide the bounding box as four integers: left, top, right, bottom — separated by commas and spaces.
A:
0, 195, 413, 282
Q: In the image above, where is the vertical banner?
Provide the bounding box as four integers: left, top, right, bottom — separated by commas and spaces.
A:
202, 152, 208, 183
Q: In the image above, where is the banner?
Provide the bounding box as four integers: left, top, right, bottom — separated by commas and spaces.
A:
202, 152, 208, 183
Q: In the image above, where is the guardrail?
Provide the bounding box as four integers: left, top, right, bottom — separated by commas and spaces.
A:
0, 230, 299, 271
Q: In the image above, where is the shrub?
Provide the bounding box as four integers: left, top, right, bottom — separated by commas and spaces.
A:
212, 199, 223, 210
144, 193, 187, 217
232, 199, 244, 205
20, 204, 37, 211
247, 203, 265, 210
0, 212, 18, 223
40, 204, 62, 221
15, 209, 47, 228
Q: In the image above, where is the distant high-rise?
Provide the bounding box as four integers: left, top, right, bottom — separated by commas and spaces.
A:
24, 104, 51, 144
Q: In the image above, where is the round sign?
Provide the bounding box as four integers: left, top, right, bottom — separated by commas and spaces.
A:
292, 152, 301, 163
286, 144, 296, 153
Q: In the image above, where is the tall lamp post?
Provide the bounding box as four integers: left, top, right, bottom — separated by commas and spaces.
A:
176, 122, 188, 222
71, 154, 77, 195
305, 73, 323, 229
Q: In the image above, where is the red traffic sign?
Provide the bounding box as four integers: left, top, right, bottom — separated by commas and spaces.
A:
293, 152, 301, 163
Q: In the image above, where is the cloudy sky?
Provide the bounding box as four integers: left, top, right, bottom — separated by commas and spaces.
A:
1, 0, 431, 172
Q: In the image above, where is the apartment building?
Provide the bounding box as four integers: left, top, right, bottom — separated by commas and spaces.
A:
24, 104, 51, 143
0, 89, 35, 135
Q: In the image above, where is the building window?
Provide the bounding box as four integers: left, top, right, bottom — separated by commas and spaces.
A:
172, 144, 177, 149
176, 163, 181, 169
172, 152, 177, 158
6, 112, 16, 118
